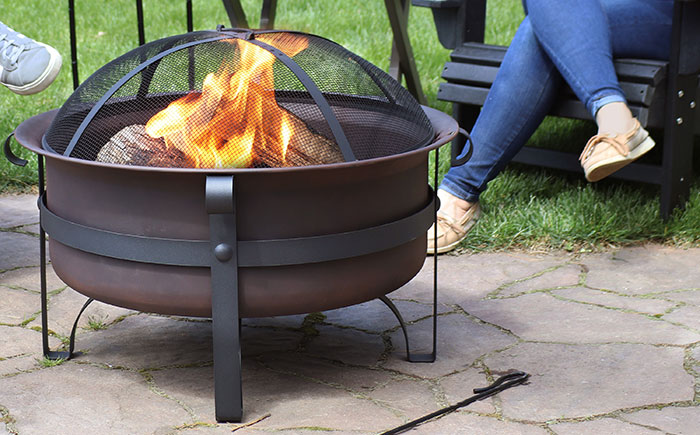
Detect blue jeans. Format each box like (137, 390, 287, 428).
(441, 0, 673, 203)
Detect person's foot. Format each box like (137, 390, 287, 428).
(579, 118, 655, 182)
(427, 190, 480, 255)
(0, 23, 62, 95)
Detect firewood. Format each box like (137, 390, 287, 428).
(97, 124, 192, 168)
(254, 113, 345, 167)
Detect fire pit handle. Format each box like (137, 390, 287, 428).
(450, 127, 474, 167)
(3, 132, 28, 167)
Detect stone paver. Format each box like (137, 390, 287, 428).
(466, 291, 700, 344)
(0, 195, 39, 228)
(2, 194, 699, 433)
(619, 406, 700, 434)
(26, 287, 136, 334)
(663, 304, 700, 331)
(483, 342, 694, 421)
(0, 364, 192, 434)
(0, 232, 38, 271)
(551, 418, 660, 434)
(583, 247, 700, 294)
(552, 287, 678, 315)
(0, 287, 37, 325)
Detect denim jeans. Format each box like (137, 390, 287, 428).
(440, 0, 673, 203)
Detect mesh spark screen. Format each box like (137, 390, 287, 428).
(44, 29, 434, 169)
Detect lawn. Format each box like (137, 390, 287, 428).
(1, 0, 699, 251)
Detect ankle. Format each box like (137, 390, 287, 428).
(596, 102, 636, 136)
(437, 189, 476, 218)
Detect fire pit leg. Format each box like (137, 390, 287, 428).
(206, 175, 243, 423)
(37, 155, 93, 361)
(377, 147, 440, 364)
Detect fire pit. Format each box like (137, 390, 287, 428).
(6, 28, 458, 422)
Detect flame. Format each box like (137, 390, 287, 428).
(145, 37, 309, 168)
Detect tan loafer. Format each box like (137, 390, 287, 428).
(580, 118, 655, 182)
(427, 202, 480, 255)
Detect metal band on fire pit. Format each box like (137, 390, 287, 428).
(39, 191, 435, 267)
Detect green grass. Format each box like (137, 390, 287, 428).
(1, 0, 699, 251)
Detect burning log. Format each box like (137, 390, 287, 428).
(255, 116, 344, 167)
(96, 124, 192, 167)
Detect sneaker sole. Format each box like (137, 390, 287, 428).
(585, 135, 656, 182)
(427, 208, 480, 255)
(4, 44, 62, 95)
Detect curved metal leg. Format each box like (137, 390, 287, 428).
(379, 143, 440, 363)
(379, 295, 436, 363)
(39, 155, 93, 361)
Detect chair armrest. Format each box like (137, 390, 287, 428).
(412, 0, 486, 49)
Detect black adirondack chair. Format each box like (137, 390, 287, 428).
(415, 0, 700, 218)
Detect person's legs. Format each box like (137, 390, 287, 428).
(440, 16, 561, 203)
(524, 0, 672, 180)
(0, 20, 62, 95)
(430, 16, 562, 253)
(525, 0, 672, 122)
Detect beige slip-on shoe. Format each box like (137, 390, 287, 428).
(580, 118, 655, 182)
(427, 202, 480, 255)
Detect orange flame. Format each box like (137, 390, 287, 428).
(145, 37, 309, 168)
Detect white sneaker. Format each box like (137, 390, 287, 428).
(0, 22, 62, 95)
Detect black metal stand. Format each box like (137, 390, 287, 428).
(38, 155, 94, 361)
(206, 176, 243, 422)
(31, 166, 439, 422)
(379, 142, 440, 363)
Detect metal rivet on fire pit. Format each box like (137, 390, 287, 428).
(214, 243, 234, 262)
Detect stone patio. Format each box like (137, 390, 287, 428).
(1, 193, 698, 434)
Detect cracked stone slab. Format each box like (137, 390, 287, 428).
(483, 342, 693, 421)
(495, 264, 583, 298)
(76, 314, 215, 369)
(619, 406, 700, 434)
(662, 290, 700, 306)
(384, 313, 519, 378)
(179, 428, 366, 434)
(321, 298, 450, 333)
(305, 325, 385, 367)
(439, 368, 497, 414)
(392, 253, 568, 305)
(16, 224, 40, 235)
(0, 194, 38, 228)
(0, 363, 192, 434)
(257, 352, 391, 393)
(662, 305, 700, 331)
(0, 354, 40, 378)
(304, 325, 386, 367)
(550, 418, 660, 434)
(410, 412, 550, 434)
(692, 345, 700, 362)
(26, 287, 136, 334)
(241, 313, 306, 329)
(241, 326, 308, 357)
(466, 292, 700, 344)
(0, 287, 37, 325)
(78, 314, 304, 370)
(0, 325, 59, 359)
(0, 265, 65, 292)
(583, 246, 700, 294)
(368, 378, 441, 420)
(0, 232, 39, 271)
(150, 363, 402, 430)
(552, 287, 677, 315)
